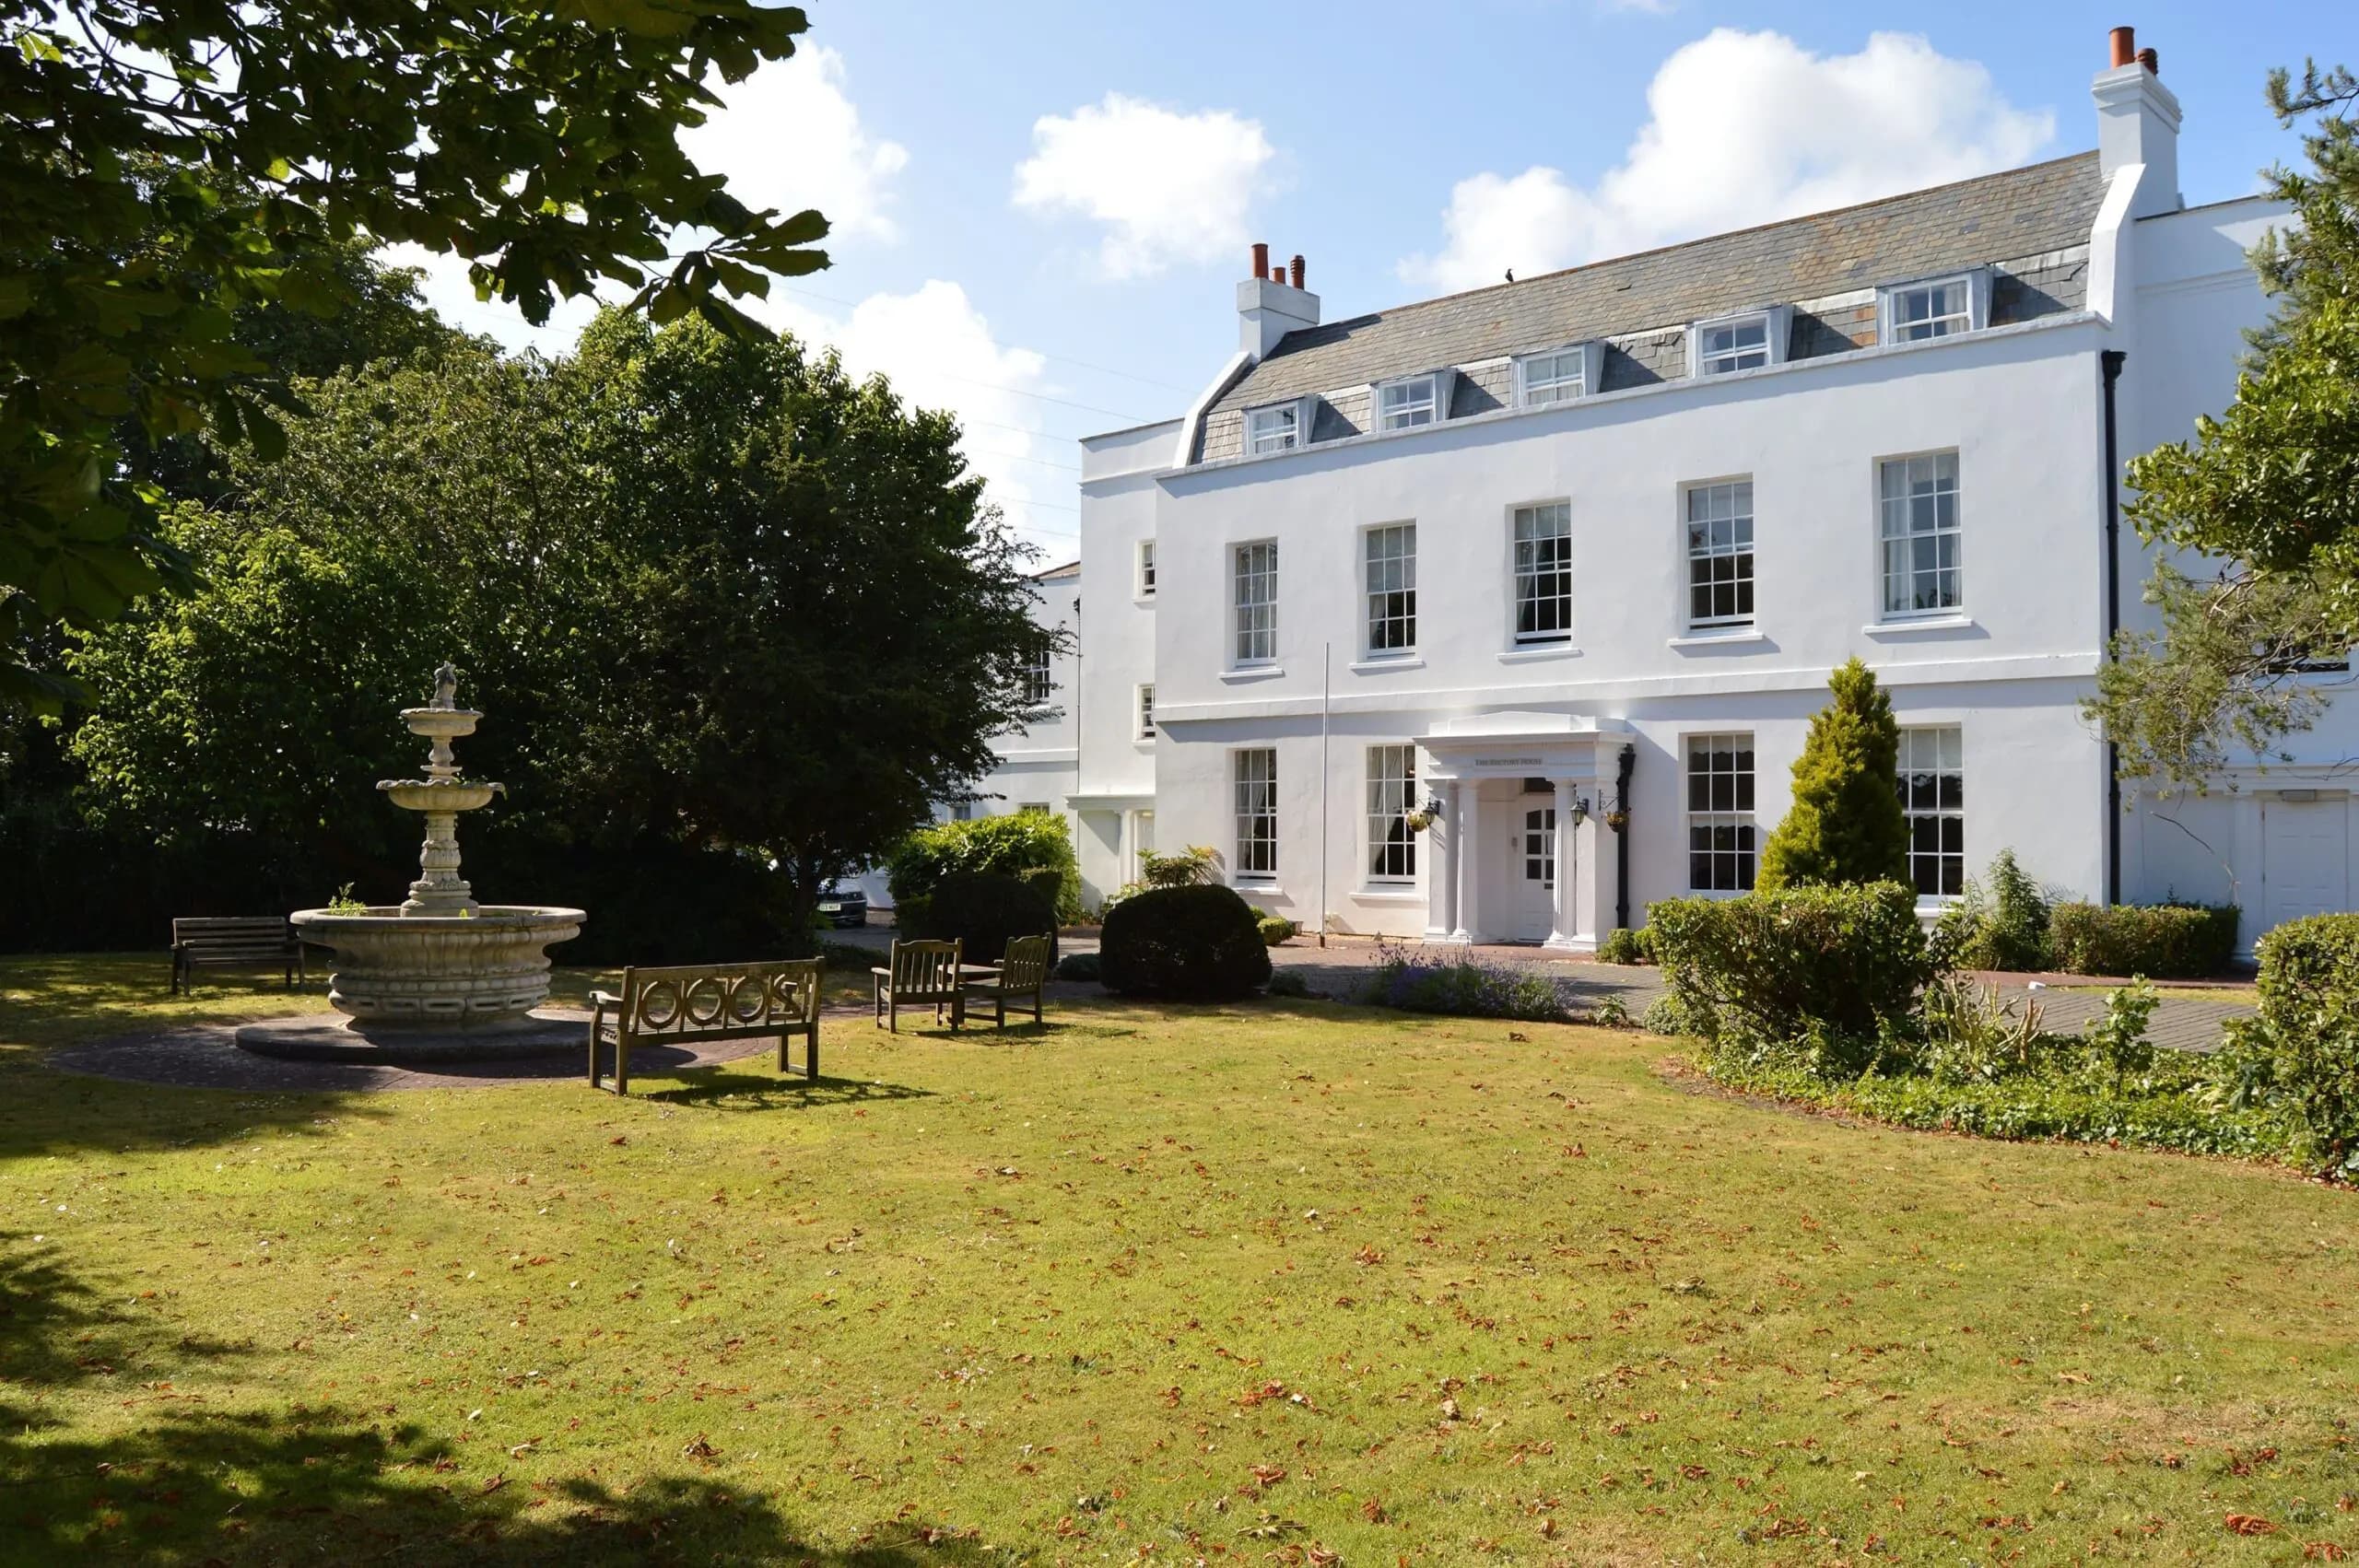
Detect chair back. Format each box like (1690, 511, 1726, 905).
(888, 938, 962, 998)
(999, 933, 1053, 991)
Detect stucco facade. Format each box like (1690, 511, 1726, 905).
(978, 39, 2348, 953)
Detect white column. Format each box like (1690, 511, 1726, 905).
(1424, 778, 1458, 941)
(1453, 783, 1480, 942)
(1545, 778, 1579, 950)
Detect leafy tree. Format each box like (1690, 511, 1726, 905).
(2089, 59, 2359, 782)
(1756, 658, 1909, 893)
(68, 310, 1056, 941)
(554, 311, 1056, 930)
(2, 0, 829, 709)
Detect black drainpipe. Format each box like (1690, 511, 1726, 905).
(2101, 349, 2127, 907)
(1613, 743, 1636, 931)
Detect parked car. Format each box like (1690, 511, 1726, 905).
(816, 884, 869, 929)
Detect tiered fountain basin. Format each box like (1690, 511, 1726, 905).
(239, 905, 587, 1061)
(234, 669, 590, 1064)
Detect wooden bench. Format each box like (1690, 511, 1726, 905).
(170, 917, 305, 995)
(872, 938, 963, 1032)
(588, 959, 822, 1095)
(961, 933, 1053, 1029)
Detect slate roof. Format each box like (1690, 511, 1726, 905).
(1212, 152, 2106, 415)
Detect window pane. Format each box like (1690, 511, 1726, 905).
(1686, 733, 1757, 891)
(1684, 481, 1755, 627)
(1894, 726, 1964, 898)
(1511, 503, 1572, 643)
(1235, 749, 1278, 876)
(1365, 744, 1418, 881)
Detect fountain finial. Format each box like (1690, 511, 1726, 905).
(431, 661, 459, 710)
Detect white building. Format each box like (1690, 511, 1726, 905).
(1009, 29, 2349, 952)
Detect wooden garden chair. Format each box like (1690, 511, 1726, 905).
(961, 933, 1052, 1030)
(872, 938, 963, 1032)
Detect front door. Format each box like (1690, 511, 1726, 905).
(1513, 807, 1556, 942)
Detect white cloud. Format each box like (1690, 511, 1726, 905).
(753, 282, 1073, 560)
(1012, 93, 1276, 278)
(685, 45, 908, 244)
(1400, 29, 2055, 292)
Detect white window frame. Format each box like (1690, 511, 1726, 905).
(1135, 538, 1156, 598)
(1877, 270, 1989, 345)
(1682, 478, 1755, 632)
(1232, 539, 1279, 666)
(1362, 521, 1417, 657)
(1688, 307, 1790, 378)
(1365, 743, 1419, 884)
(1896, 726, 1965, 901)
(1877, 451, 1963, 619)
(1245, 402, 1301, 455)
(1684, 731, 1757, 895)
(1375, 373, 1440, 432)
(1233, 747, 1278, 882)
(1513, 342, 1602, 408)
(1135, 683, 1156, 742)
(1509, 501, 1573, 646)
(1020, 648, 1054, 710)
(1018, 802, 1051, 815)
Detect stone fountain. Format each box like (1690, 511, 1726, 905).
(237, 665, 587, 1061)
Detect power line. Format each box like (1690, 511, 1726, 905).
(965, 447, 1080, 474)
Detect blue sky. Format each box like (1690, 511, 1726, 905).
(407, 2, 2344, 557)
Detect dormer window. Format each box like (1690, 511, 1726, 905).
(1376, 374, 1439, 431)
(1690, 310, 1788, 376)
(1879, 271, 1989, 344)
(1245, 402, 1299, 455)
(1514, 343, 1602, 408)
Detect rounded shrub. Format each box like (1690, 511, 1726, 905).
(1598, 927, 1652, 965)
(1098, 884, 1273, 1001)
(1055, 951, 1102, 984)
(1257, 915, 1298, 947)
(906, 872, 1058, 965)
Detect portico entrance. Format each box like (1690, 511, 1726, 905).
(1417, 712, 1630, 951)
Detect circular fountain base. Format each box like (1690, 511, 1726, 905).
(282, 904, 587, 1059)
(235, 1010, 590, 1063)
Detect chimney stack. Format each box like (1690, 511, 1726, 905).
(1236, 239, 1320, 358)
(2093, 23, 2181, 217)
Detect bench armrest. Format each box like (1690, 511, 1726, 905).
(589, 990, 624, 1008)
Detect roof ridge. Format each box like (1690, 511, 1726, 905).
(1291, 149, 2100, 348)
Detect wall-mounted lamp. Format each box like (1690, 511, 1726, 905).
(1569, 795, 1592, 827)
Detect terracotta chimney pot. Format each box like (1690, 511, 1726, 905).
(2108, 25, 2134, 67)
(1250, 241, 1269, 280)
(2138, 46, 2158, 75)
(1289, 254, 1306, 288)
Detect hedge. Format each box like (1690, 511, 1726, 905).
(2242, 912, 2359, 1177)
(2047, 901, 2240, 978)
(1098, 884, 1271, 1001)
(902, 871, 1058, 966)
(886, 813, 1083, 926)
(1648, 881, 1930, 1069)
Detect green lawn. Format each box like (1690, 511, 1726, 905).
(1, 956, 2353, 1564)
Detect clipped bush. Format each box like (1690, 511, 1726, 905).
(1054, 951, 1102, 983)
(1649, 881, 1931, 1071)
(904, 871, 1058, 965)
(1266, 970, 1310, 999)
(1641, 993, 1713, 1037)
(2242, 912, 2359, 1177)
(2047, 900, 2240, 979)
(1597, 927, 1653, 965)
(1755, 659, 1910, 893)
(1257, 915, 1298, 947)
(1098, 884, 1272, 1001)
(886, 813, 1083, 926)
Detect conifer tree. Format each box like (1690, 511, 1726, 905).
(1755, 659, 1910, 892)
